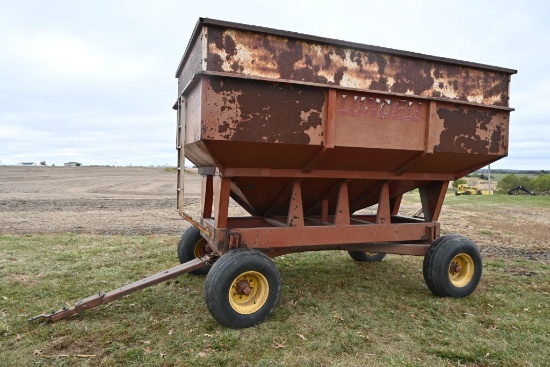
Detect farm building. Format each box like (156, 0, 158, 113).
(17, 162, 37, 166)
(64, 162, 82, 167)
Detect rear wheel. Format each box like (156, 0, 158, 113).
(177, 226, 211, 275)
(423, 235, 482, 297)
(348, 251, 386, 262)
(205, 249, 281, 328)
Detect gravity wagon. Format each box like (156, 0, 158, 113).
(32, 18, 516, 328)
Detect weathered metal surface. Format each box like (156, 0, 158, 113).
(201, 76, 326, 145)
(206, 26, 511, 107)
(198, 176, 441, 257)
(176, 19, 516, 109)
(201, 217, 437, 252)
(177, 26, 206, 94)
(175, 18, 515, 232)
(432, 104, 509, 155)
(334, 90, 428, 150)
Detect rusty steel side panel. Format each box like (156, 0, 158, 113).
(334, 90, 428, 150)
(177, 27, 206, 95)
(201, 76, 326, 145)
(181, 82, 219, 167)
(430, 103, 509, 155)
(204, 26, 511, 108)
(184, 80, 203, 145)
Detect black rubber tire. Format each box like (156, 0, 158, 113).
(204, 249, 281, 328)
(422, 234, 463, 293)
(423, 234, 482, 297)
(465, 191, 472, 195)
(348, 251, 386, 262)
(177, 226, 211, 275)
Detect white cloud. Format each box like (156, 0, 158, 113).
(0, 31, 162, 84)
(0, 0, 549, 170)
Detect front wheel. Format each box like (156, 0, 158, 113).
(204, 249, 281, 328)
(177, 226, 211, 275)
(423, 235, 482, 297)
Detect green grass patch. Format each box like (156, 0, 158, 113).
(399, 191, 550, 213)
(1, 234, 548, 366)
(435, 193, 550, 211)
(480, 229, 494, 235)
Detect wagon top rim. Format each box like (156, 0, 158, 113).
(175, 17, 518, 78)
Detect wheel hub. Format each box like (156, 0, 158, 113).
(228, 271, 269, 315)
(235, 280, 252, 295)
(449, 253, 475, 287)
(193, 238, 208, 258)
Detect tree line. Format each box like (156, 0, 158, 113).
(496, 174, 550, 194)
(452, 173, 550, 195)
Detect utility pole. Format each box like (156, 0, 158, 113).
(488, 164, 491, 195)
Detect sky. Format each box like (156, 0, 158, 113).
(0, 0, 549, 169)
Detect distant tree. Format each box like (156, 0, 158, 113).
(497, 174, 534, 193)
(452, 178, 468, 188)
(533, 174, 550, 193)
(479, 174, 488, 180)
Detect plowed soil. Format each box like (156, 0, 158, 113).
(1, 166, 547, 262)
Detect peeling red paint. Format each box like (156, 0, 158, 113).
(201, 26, 512, 107)
(176, 19, 514, 220)
(202, 76, 326, 145)
(434, 107, 507, 154)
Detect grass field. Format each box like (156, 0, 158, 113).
(443, 193, 550, 209)
(1, 232, 549, 367)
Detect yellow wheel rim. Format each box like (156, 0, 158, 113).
(228, 271, 269, 314)
(449, 253, 475, 287)
(193, 238, 207, 258)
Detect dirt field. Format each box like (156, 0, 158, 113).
(1, 166, 548, 262)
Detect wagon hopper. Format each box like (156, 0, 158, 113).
(32, 18, 516, 328)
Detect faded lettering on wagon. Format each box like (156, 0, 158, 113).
(337, 94, 425, 122)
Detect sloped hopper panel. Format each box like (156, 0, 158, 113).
(176, 18, 516, 216)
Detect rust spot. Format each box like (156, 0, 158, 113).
(452, 80, 459, 91)
(333, 67, 347, 85)
(224, 34, 237, 58)
(209, 54, 224, 72)
(350, 50, 363, 69)
(334, 48, 346, 60)
(483, 77, 508, 106)
(218, 121, 231, 134)
(323, 52, 332, 70)
(370, 53, 387, 75)
(369, 77, 389, 91)
(203, 26, 512, 107)
(490, 124, 505, 153)
(275, 39, 304, 79)
(207, 77, 325, 145)
(433, 67, 443, 79)
(391, 60, 434, 95)
(434, 107, 499, 154)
